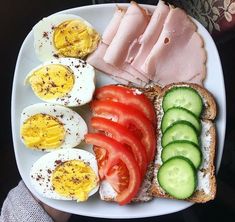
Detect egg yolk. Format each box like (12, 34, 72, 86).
(53, 19, 100, 58)
(20, 114, 65, 149)
(52, 160, 98, 201)
(28, 64, 74, 100)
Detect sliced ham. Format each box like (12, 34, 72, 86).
(143, 7, 206, 85)
(87, 2, 206, 87)
(103, 1, 150, 67)
(86, 43, 146, 86)
(111, 76, 129, 85)
(131, 0, 170, 78)
(122, 63, 149, 83)
(102, 7, 126, 45)
(87, 3, 149, 86)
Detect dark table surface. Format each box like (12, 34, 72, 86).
(1, 0, 235, 221)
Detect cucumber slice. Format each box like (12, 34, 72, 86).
(161, 107, 201, 134)
(161, 121, 199, 147)
(157, 156, 197, 199)
(161, 141, 202, 169)
(162, 87, 203, 117)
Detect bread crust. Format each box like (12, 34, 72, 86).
(160, 82, 217, 120)
(150, 83, 217, 203)
(98, 83, 217, 204)
(151, 120, 216, 202)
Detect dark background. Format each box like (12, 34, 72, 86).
(1, 0, 235, 221)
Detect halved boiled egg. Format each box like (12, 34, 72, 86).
(20, 103, 87, 151)
(33, 13, 100, 61)
(25, 58, 95, 107)
(30, 149, 99, 202)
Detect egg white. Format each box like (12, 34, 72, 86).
(33, 13, 96, 62)
(30, 148, 99, 201)
(25, 58, 95, 107)
(20, 103, 87, 150)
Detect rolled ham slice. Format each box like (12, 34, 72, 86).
(143, 7, 206, 85)
(131, 0, 170, 78)
(87, 43, 146, 86)
(103, 1, 150, 67)
(87, 3, 149, 86)
(87, 1, 206, 87)
(102, 7, 126, 45)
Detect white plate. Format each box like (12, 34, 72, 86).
(11, 3, 226, 219)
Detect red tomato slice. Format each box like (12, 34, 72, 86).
(85, 133, 141, 205)
(95, 85, 156, 126)
(91, 100, 156, 163)
(106, 160, 129, 193)
(93, 146, 129, 193)
(91, 117, 147, 178)
(93, 146, 107, 180)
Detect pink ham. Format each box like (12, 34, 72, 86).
(102, 5, 149, 83)
(111, 76, 129, 85)
(87, 2, 206, 87)
(86, 43, 146, 86)
(102, 7, 126, 45)
(131, 0, 170, 78)
(103, 1, 150, 68)
(143, 7, 206, 85)
(122, 63, 149, 83)
(87, 3, 149, 86)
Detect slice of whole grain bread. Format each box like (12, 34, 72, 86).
(98, 83, 217, 203)
(150, 82, 217, 203)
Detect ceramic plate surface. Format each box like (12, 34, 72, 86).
(11, 3, 226, 218)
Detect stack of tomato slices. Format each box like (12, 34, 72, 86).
(85, 85, 156, 205)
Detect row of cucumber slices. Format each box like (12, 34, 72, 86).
(157, 87, 203, 199)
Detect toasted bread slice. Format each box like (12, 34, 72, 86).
(151, 82, 217, 203)
(98, 83, 217, 203)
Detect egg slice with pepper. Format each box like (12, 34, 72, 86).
(20, 103, 87, 151)
(33, 13, 100, 62)
(24, 58, 95, 107)
(30, 148, 99, 201)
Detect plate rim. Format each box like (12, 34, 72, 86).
(11, 3, 226, 219)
